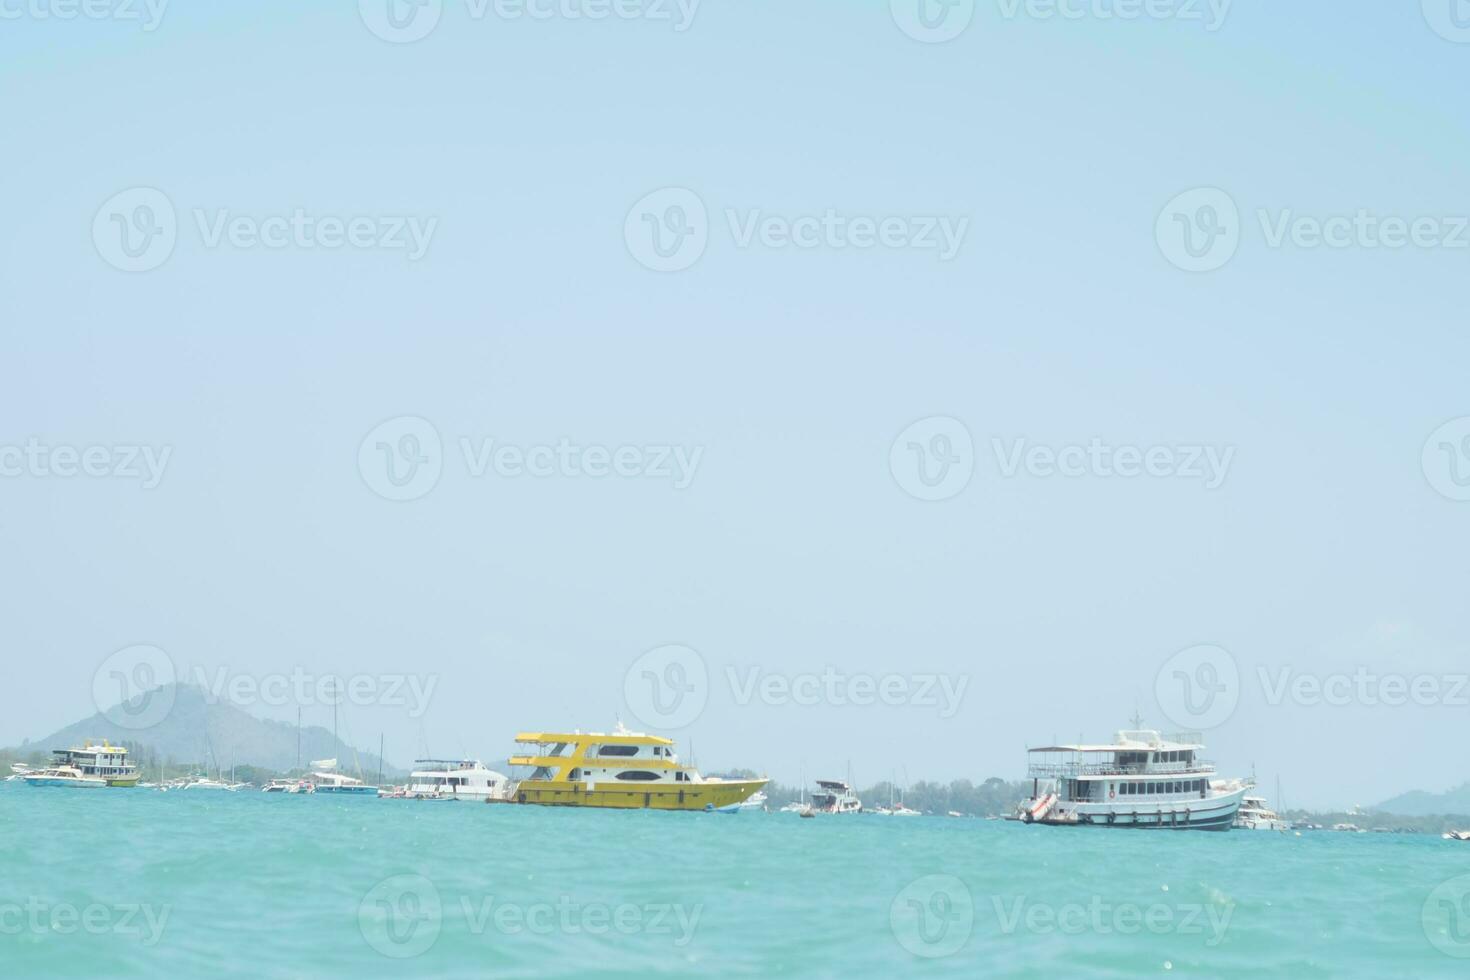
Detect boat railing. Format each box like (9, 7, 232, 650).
(1027, 760, 1216, 778)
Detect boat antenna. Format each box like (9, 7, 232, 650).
(1129, 708, 1144, 730)
(377, 734, 384, 788)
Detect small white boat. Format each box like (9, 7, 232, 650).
(262, 779, 314, 794)
(1442, 830, 1470, 841)
(311, 771, 379, 796)
(25, 766, 106, 789)
(1234, 795, 1289, 831)
(810, 780, 863, 814)
(182, 777, 237, 791)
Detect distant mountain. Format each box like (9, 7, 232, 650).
(1375, 784, 1470, 817)
(12, 683, 404, 779)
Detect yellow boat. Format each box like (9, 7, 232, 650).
(507, 724, 767, 811)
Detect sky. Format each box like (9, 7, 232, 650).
(2, 1, 1468, 810)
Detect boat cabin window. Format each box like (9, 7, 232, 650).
(598, 745, 640, 757)
(615, 770, 660, 781)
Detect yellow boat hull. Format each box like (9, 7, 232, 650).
(512, 779, 767, 811)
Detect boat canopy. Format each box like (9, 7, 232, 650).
(514, 731, 673, 746)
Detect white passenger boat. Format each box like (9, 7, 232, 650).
(1234, 795, 1288, 831)
(29, 741, 140, 787)
(1021, 730, 1247, 831)
(405, 760, 511, 800)
(182, 777, 237, 791)
(262, 779, 314, 794)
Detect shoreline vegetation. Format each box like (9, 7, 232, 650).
(8, 741, 1469, 833)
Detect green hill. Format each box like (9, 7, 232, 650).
(1375, 784, 1470, 817)
(9, 683, 404, 780)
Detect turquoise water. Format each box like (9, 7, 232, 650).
(3, 784, 1469, 978)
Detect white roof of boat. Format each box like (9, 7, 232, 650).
(1029, 731, 1204, 753)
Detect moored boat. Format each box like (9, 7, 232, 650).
(1020, 729, 1247, 831)
(29, 741, 139, 788)
(405, 759, 511, 801)
(809, 779, 862, 814)
(24, 765, 106, 789)
(1234, 794, 1289, 831)
(507, 723, 766, 811)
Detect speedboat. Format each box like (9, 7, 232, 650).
(25, 766, 106, 788)
(1020, 729, 1247, 831)
(262, 779, 314, 794)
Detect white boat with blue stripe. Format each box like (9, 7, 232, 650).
(1021, 730, 1246, 831)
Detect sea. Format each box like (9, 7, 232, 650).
(2, 783, 1468, 978)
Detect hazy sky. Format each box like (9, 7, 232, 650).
(3, 2, 1468, 810)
